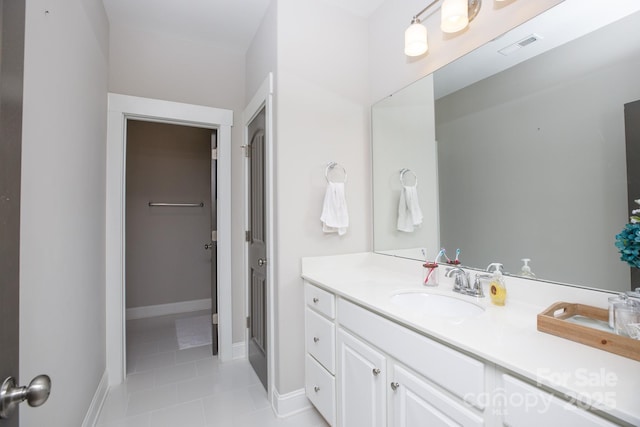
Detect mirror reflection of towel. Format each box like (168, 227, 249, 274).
(397, 185, 423, 232)
(321, 182, 349, 236)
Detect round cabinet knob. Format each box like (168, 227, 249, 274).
(204, 243, 212, 250)
(390, 382, 400, 391)
(314, 386, 320, 392)
(312, 297, 319, 303)
(313, 337, 320, 343)
(258, 258, 267, 267)
(372, 368, 381, 376)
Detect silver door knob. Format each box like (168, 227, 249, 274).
(390, 382, 400, 391)
(204, 243, 213, 250)
(0, 375, 51, 419)
(258, 258, 267, 266)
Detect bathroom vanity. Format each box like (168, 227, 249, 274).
(301, 253, 640, 426)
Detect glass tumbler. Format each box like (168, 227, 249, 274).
(613, 299, 640, 339)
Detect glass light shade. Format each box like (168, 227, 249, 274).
(441, 0, 469, 33)
(404, 22, 428, 56)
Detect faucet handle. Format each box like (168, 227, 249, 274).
(473, 274, 485, 298)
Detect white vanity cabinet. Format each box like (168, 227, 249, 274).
(304, 283, 336, 425)
(336, 296, 486, 427)
(303, 281, 623, 427)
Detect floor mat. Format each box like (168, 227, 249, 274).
(175, 314, 212, 350)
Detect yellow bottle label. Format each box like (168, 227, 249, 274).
(490, 282, 506, 306)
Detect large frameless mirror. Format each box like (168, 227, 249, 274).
(372, 2, 640, 293)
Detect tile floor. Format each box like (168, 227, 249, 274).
(96, 311, 328, 427)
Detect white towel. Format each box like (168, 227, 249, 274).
(397, 185, 423, 232)
(320, 182, 349, 236)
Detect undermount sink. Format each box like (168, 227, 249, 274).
(390, 292, 484, 318)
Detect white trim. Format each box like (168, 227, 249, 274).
(232, 341, 247, 359)
(242, 73, 276, 402)
(82, 371, 109, 427)
(271, 388, 312, 418)
(125, 299, 212, 320)
(106, 93, 234, 385)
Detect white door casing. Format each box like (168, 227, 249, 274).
(242, 74, 275, 405)
(105, 93, 233, 385)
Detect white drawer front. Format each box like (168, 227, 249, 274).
(338, 298, 485, 408)
(502, 375, 618, 427)
(305, 282, 336, 319)
(305, 307, 336, 374)
(306, 354, 336, 426)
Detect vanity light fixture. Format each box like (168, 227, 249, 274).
(404, 0, 482, 57)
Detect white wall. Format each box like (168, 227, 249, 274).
(274, 0, 371, 394)
(20, 0, 109, 425)
(108, 25, 247, 343)
(368, 0, 565, 103)
(245, 1, 277, 104)
(263, 0, 567, 398)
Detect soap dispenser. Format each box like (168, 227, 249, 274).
(487, 263, 507, 306)
(520, 258, 536, 278)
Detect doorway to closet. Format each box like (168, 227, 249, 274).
(106, 93, 233, 385)
(124, 120, 218, 374)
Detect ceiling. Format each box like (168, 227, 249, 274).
(102, 0, 386, 52)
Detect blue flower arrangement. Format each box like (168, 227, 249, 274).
(615, 199, 640, 268)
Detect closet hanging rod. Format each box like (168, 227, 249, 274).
(148, 202, 204, 207)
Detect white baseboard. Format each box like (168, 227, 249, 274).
(126, 298, 211, 320)
(82, 370, 109, 427)
(272, 388, 311, 418)
(232, 341, 246, 359)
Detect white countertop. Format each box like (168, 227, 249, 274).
(301, 252, 640, 426)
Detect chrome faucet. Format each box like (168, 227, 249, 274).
(445, 268, 485, 298)
(445, 267, 469, 291)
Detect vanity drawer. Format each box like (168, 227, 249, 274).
(502, 374, 618, 427)
(306, 354, 336, 426)
(338, 298, 485, 408)
(305, 282, 336, 319)
(305, 307, 336, 373)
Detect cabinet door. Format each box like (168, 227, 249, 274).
(390, 363, 484, 427)
(337, 329, 387, 427)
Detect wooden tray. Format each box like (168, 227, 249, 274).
(537, 302, 640, 362)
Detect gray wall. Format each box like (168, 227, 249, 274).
(20, 0, 109, 424)
(126, 120, 212, 308)
(435, 14, 640, 291)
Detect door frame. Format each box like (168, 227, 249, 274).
(105, 93, 233, 385)
(243, 74, 275, 402)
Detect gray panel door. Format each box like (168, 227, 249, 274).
(210, 131, 218, 355)
(247, 108, 267, 389)
(624, 99, 640, 290)
(0, 0, 25, 425)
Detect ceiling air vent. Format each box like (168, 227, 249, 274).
(498, 33, 543, 56)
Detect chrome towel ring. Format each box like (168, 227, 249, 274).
(325, 162, 347, 183)
(400, 168, 418, 187)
